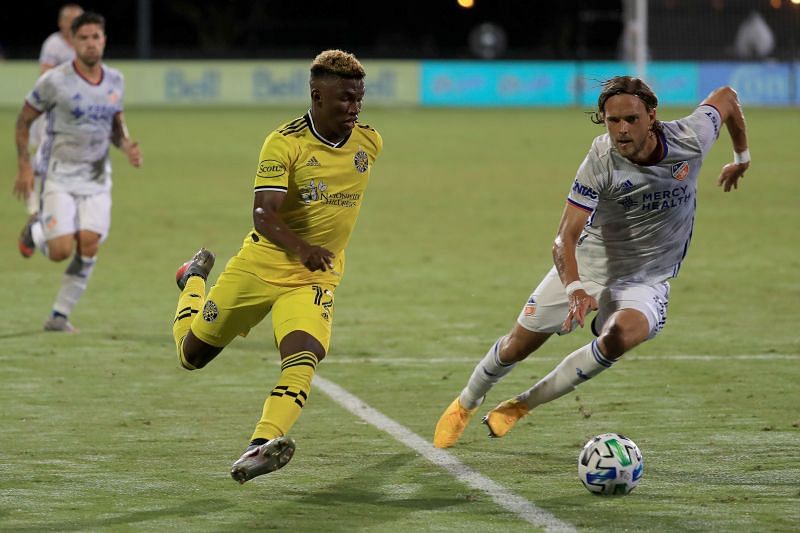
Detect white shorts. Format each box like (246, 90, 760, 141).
(40, 189, 112, 242)
(517, 267, 670, 339)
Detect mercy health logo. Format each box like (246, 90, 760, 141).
(640, 185, 692, 212)
(299, 179, 362, 208)
(572, 179, 598, 200)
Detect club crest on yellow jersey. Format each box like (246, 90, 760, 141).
(354, 148, 369, 173)
(203, 300, 219, 322)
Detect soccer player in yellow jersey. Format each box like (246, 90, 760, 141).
(170, 49, 382, 484)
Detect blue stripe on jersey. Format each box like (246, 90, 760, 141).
(567, 197, 594, 213)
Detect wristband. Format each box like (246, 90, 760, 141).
(734, 149, 750, 165)
(565, 280, 584, 296)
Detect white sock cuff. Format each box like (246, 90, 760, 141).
(31, 221, 48, 255)
(591, 339, 614, 368)
(492, 339, 514, 368)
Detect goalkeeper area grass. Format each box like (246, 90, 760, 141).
(0, 106, 798, 531)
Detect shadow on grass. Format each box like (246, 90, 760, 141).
(229, 453, 477, 530)
(11, 498, 230, 531)
(0, 330, 43, 340)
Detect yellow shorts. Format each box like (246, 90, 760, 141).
(190, 263, 335, 352)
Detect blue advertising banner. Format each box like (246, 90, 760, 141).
(421, 62, 576, 106)
(699, 63, 792, 106)
(576, 62, 699, 106)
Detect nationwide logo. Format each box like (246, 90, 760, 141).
(299, 179, 362, 207)
(306, 156, 321, 167)
(671, 161, 689, 181)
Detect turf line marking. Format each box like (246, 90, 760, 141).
(326, 354, 798, 365)
(314, 375, 576, 533)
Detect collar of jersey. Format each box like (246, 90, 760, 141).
(305, 111, 351, 148)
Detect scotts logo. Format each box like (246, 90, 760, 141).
(257, 159, 286, 178)
(671, 161, 689, 181)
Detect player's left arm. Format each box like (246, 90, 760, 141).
(701, 86, 749, 192)
(111, 112, 142, 168)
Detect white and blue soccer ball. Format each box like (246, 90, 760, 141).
(578, 432, 643, 495)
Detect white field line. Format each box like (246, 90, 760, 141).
(314, 375, 576, 533)
(325, 354, 799, 365)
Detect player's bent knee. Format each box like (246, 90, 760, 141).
(598, 314, 649, 359)
(181, 332, 224, 370)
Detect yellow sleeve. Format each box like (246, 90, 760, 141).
(358, 125, 383, 163)
(253, 131, 297, 193)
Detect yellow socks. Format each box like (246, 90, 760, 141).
(251, 351, 318, 441)
(172, 276, 205, 370)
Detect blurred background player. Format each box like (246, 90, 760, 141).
(171, 49, 382, 483)
(25, 4, 84, 218)
(434, 76, 750, 448)
(14, 11, 143, 332)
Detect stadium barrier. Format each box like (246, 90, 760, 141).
(0, 60, 796, 107)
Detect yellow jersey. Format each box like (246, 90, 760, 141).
(231, 111, 382, 286)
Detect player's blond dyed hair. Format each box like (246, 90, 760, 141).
(310, 50, 365, 80)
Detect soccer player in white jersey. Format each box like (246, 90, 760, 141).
(13, 11, 143, 333)
(25, 4, 84, 217)
(40, 4, 83, 71)
(434, 76, 750, 448)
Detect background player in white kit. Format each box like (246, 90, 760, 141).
(25, 4, 84, 217)
(434, 76, 750, 448)
(13, 11, 142, 333)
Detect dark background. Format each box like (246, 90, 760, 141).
(2, 0, 798, 61)
(1, 0, 623, 59)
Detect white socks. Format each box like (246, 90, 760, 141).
(30, 220, 49, 256)
(459, 338, 516, 409)
(517, 339, 614, 410)
(52, 255, 96, 317)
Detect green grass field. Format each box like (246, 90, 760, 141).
(1, 105, 798, 532)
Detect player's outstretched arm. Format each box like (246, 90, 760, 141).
(253, 190, 336, 273)
(553, 202, 598, 331)
(701, 86, 749, 192)
(13, 104, 42, 201)
(111, 112, 142, 168)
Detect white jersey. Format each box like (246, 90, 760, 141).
(26, 62, 125, 195)
(39, 32, 75, 67)
(567, 105, 722, 285)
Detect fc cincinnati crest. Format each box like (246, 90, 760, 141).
(354, 149, 369, 173)
(671, 161, 689, 181)
(202, 300, 218, 322)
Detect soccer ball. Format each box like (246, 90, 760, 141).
(578, 433, 643, 495)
